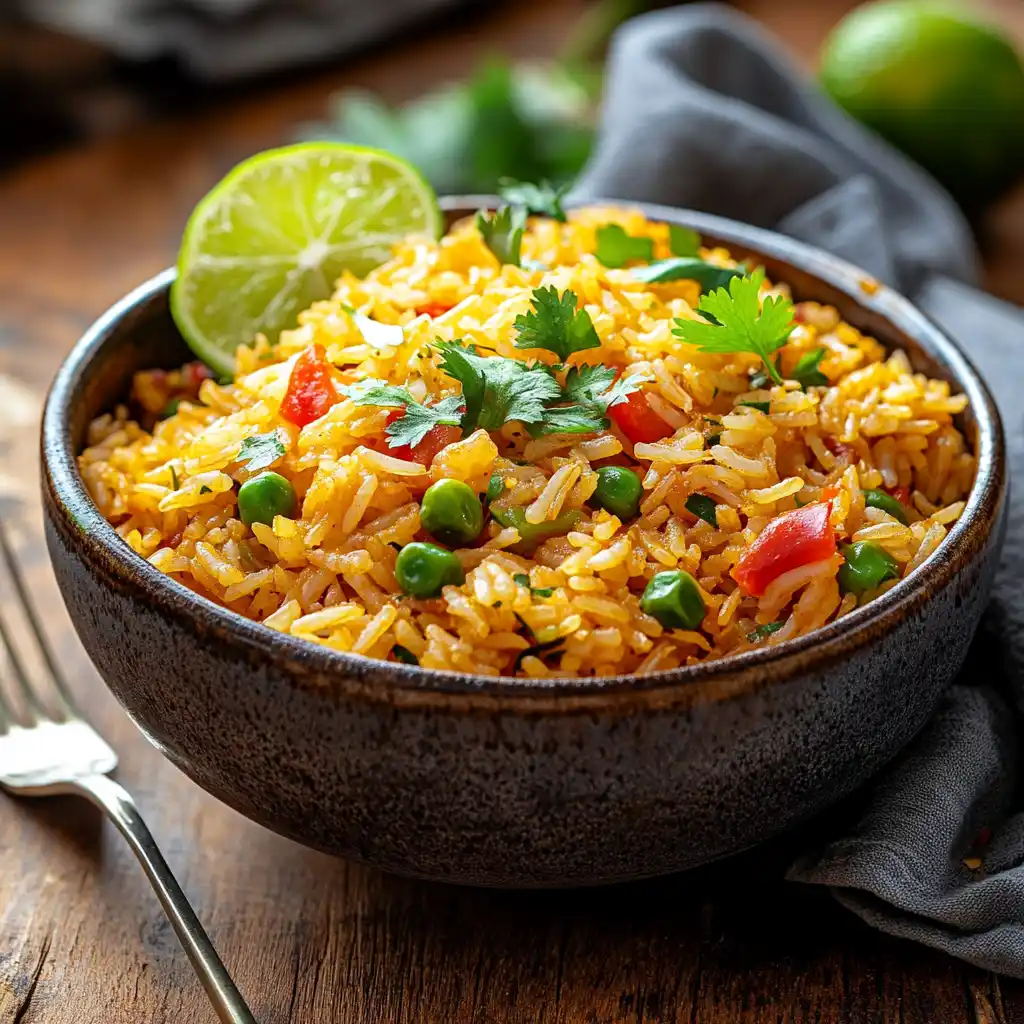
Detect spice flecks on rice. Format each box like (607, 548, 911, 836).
(80, 207, 974, 677)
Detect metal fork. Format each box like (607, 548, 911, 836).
(0, 522, 257, 1024)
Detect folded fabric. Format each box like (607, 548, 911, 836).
(575, 3, 1024, 976)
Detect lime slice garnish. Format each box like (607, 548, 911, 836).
(171, 143, 442, 376)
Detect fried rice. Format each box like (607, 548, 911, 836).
(79, 207, 975, 678)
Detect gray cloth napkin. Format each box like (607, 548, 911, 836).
(575, 3, 1024, 978)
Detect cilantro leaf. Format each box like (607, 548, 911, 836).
(476, 205, 527, 266)
(790, 348, 829, 389)
(385, 396, 465, 449)
(513, 286, 600, 361)
(737, 401, 771, 413)
(528, 404, 608, 436)
(238, 430, 286, 472)
(594, 224, 654, 268)
(498, 178, 568, 221)
(747, 621, 785, 643)
(560, 363, 617, 404)
(512, 573, 555, 598)
(631, 258, 744, 294)
(392, 644, 419, 665)
(670, 269, 795, 385)
(685, 493, 718, 527)
(339, 379, 463, 448)
(669, 225, 701, 257)
(338, 379, 416, 407)
(530, 366, 648, 437)
(435, 341, 562, 433)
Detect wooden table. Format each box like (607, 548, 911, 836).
(1, 2, 1022, 1021)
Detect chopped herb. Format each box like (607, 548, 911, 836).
(435, 341, 562, 434)
(513, 286, 600, 361)
(169, 466, 180, 490)
(669, 225, 701, 257)
(594, 224, 655, 268)
(672, 269, 795, 385)
(789, 348, 829, 389)
(706, 433, 721, 446)
(216, 372, 234, 386)
(494, 601, 503, 608)
(476, 205, 527, 266)
(392, 644, 419, 665)
(794, 496, 808, 508)
(238, 430, 287, 472)
(199, 485, 212, 495)
(512, 572, 554, 598)
(498, 178, 568, 221)
(738, 401, 771, 414)
(513, 636, 566, 671)
(529, 364, 649, 438)
(161, 397, 182, 418)
(486, 473, 505, 501)
(685, 493, 718, 527)
(632, 258, 744, 294)
(339, 379, 464, 448)
(747, 621, 785, 643)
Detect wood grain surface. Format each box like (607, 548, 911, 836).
(1, 1, 1023, 1021)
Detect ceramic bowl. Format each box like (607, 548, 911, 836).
(41, 200, 1006, 887)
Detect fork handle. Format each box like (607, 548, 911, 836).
(72, 774, 258, 1024)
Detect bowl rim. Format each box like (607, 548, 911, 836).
(41, 198, 1006, 709)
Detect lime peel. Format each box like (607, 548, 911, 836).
(171, 143, 442, 376)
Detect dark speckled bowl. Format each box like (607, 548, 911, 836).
(41, 200, 1006, 887)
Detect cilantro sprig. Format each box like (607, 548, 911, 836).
(339, 380, 464, 449)
(476, 205, 528, 267)
(513, 286, 600, 361)
(498, 178, 568, 221)
(238, 430, 286, 472)
(434, 342, 562, 433)
(594, 224, 654, 268)
(671, 268, 796, 385)
(790, 348, 829, 389)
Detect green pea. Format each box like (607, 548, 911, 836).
(863, 488, 908, 525)
(486, 473, 505, 502)
(237, 471, 296, 527)
(591, 466, 643, 520)
(838, 542, 900, 595)
(419, 479, 484, 546)
(640, 570, 706, 630)
(490, 506, 581, 555)
(395, 542, 465, 598)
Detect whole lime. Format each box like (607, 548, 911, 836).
(820, 1, 1024, 205)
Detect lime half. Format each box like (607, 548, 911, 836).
(171, 143, 442, 375)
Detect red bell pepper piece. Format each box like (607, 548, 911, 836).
(888, 485, 912, 507)
(732, 502, 836, 597)
(608, 390, 672, 445)
(414, 302, 453, 318)
(280, 344, 338, 427)
(382, 409, 461, 467)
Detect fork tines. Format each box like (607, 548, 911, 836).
(0, 518, 77, 729)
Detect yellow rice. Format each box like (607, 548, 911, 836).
(79, 207, 975, 677)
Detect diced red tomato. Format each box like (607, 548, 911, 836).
(414, 302, 453, 318)
(824, 436, 856, 462)
(280, 344, 338, 427)
(609, 390, 672, 445)
(184, 361, 214, 389)
(732, 502, 836, 597)
(382, 409, 462, 467)
(888, 485, 912, 506)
